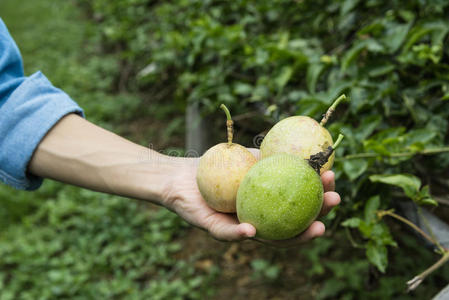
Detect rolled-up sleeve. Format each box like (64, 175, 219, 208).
(0, 18, 84, 190)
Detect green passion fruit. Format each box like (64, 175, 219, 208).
(236, 153, 323, 240)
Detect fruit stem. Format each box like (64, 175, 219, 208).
(220, 104, 232, 122)
(220, 104, 234, 145)
(332, 134, 344, 150)
(307, 132, 344, 174)
(320, 94, 347, 126)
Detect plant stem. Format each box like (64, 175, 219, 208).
(407, 251, 449, 292)
(378, 209, 449, 291)
(332, 134, 344, 150)
(320, 94, 347, 126)
(345, 227, 364, 249)
(220, 104, 234, 145)
(220, 104, 231, 121)
(376, 209, 444, 252)
(306, 132, 344, 174)
(337, 146, 449, 161)
(417, 207, 445, 253)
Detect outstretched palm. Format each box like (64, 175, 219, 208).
(164, 150, 340, 246)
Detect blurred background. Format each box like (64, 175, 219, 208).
(1, 0, 449, 299)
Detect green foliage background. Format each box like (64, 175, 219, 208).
(1, 0, 449, 299)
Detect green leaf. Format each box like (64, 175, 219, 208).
(343, 159, 369, 181)
(358, 21, 384, 36)
(364, 195, 380, 223)
(366, 242, 388, 273)
(416, 186, 438, 206)
(251, 259, 268, 271)
(381, 22, 411, 53)
(419, 198, 438, 206)
(368, 64, 395, 77)
(369, 174, 421, 199)
(317, 279, 346, 299)
(341, 217, 362, 228)
(355, 115, 382, 141)
(398, 10, 415, 22)
(359, 222, 373, 239)
(402, 22, 449, 52)
(250, 85, 269, 102)
(404, 129, 437, 147)
(265, 265, 281, 280)
(306, 63, 326, 93)
(233, 82, 253, 96)
(275, 66, 293, 90)
(340, 0, 360, 16)
(365, 38, 385, 53)
(341, 41, 367, 73)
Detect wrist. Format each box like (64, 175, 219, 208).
(106, 147, 180, 204)
(159, 155, 199, 208)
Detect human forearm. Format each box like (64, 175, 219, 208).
(29, 114, 177, 204)
(28, 114, 341, 243)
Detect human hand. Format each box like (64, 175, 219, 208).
(162, 149, 340, 245)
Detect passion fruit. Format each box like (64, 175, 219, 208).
(260, 95, 347, 174)
(196, 104, 257, 212)
(236, 153, 323, 240)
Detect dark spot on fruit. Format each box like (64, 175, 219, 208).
(307, 146, 334, 174)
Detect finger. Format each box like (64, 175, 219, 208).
(319, 191, 341, 217)
(204, 213, 256, 241)
(253, 221, 325, 247)
(321, 171, 335, 192)
(295, 221, 326, 243)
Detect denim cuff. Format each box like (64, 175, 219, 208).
(0, 71, 84, 190)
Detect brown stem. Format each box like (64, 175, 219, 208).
(338, 146, 449, 161)
(417, 207, 445, 253)
(220, 104, 234, 145)
(407, 251, 449, 292)
(376, 209, 443, 252)
(345, 227, 364, 249)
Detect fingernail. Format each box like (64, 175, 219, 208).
(246, 230, 256, 238)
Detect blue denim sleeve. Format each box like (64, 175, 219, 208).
(0, 18, 84, 190)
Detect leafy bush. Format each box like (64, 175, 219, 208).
(79, 0, 449, 277)
(0, 1, 215, 298)
(2, 0, 449, 297)
(0, 183, 217, 299)
(299, 233, 449, 299)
